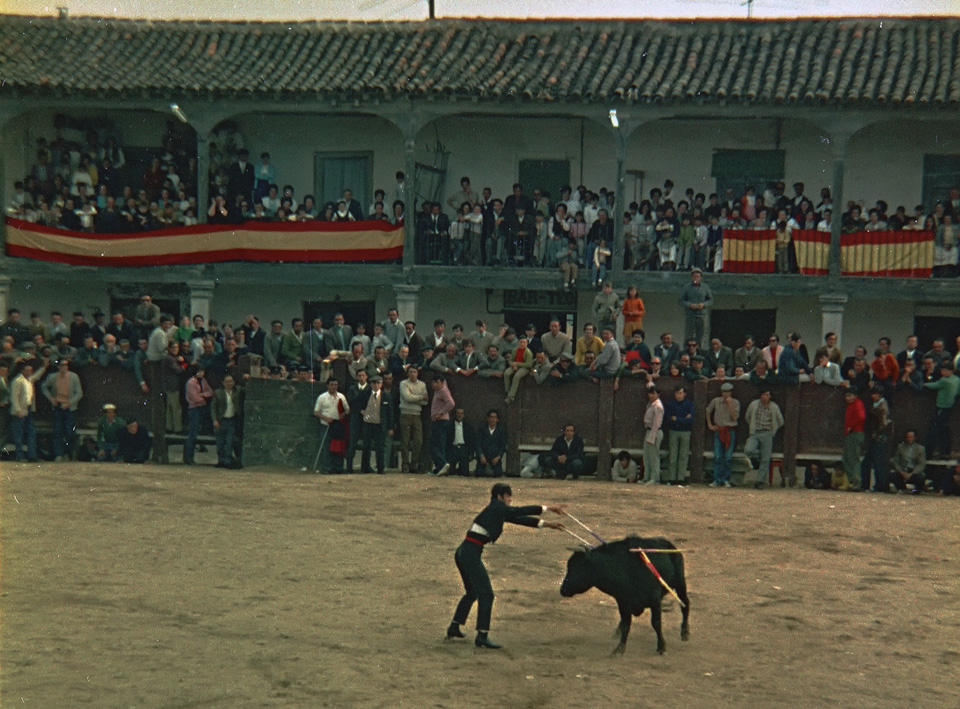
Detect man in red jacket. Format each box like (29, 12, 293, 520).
(843, 389, 866, 491)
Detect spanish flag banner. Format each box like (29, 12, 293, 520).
(840, 230, 933, 278)
(4, 218, 404, 266)
(722, 229, 775, 273)
(792, 229, 831, 276)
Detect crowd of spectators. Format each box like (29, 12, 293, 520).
(2, 292, 958, 495)
(7, 132, 959, 277)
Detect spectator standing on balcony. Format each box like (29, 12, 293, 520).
(485, 198, 506, 266)
(923, 362, 959, 460)
(587, 209, 614, 277)
(447, 176, 478, 212)
(592, 280, 620, 336)
(253, 153, 275, 203)
(706, 382, 740, 487)
(620, 285, 645, 342)
(933, 214, 958, 278)
(508, 204, 535, 267)
(774, 220, 791, 273)
(227, 149, 254, 204)
(450, 202, 472, 266)
(678, 267, 712, 348)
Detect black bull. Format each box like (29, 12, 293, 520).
(560, 536, 691, 655)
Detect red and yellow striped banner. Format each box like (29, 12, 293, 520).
(4, 217, 404, 266)
(792, 229, 830, 275)
(840, 230, 933, 278)
(722, 229, 775, 273)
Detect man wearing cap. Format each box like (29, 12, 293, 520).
(706, 382, 740, 487)
(678, 268, 713, 348)
(445, 483, 565, 649)
(743, 388, 784, 489)
(41, 359, 83, 462)
(97, 404, 127, 462)
(359, 375, 392, 474)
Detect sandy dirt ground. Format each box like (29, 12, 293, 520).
(1, 462, 959, 708)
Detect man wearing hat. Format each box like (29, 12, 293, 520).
(359, 375, 392, 474)
(706, 382, 740, 487)
(97, 404, 126, 462)
(678, 268, 713, 349)
(41, 359, 83, 462)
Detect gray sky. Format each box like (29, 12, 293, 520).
(1, 0, 957, 20)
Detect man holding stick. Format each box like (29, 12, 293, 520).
(446, 483, 565, 649)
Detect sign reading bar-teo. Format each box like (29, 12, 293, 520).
(4, 217, 404, 266)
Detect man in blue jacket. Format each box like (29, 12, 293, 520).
(446, 483, 565, 648)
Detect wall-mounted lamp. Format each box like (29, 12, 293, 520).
(170, 103, 189, 124)
(608, 109, 619, 128)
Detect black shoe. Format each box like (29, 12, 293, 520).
(446, 623, 466, 639)
(475, 633, 501, 649)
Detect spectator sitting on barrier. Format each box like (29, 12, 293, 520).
(804, 461, 831, 490)
(611, 450, 638, 483)
(456, 340, 480, 377)
(118, 418, 152, 464)
(477, 344, 505, 379)
(890, 430, 927, 494)
(624, 329, 652, 369)
(813, 348, 845, 386)
(549, 352, 581, 383)
(940, 462, 960, 496)
(590, 327, 620, 382)
(539, 423, 585, 480)
(530, 351, 553, 385)
(574, 323, 603, 365)
(504, 336, 534, 404)
(97, 403, 126, 461)
(432, 342, 461, 377)
(684, 355, 707, 382)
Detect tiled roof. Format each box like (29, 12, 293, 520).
(1, 16, 959, 106)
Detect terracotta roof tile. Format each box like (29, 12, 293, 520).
(1, 16, 958, 107)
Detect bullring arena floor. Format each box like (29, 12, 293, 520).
(1, 462, 957, 708)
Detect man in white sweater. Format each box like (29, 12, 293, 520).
(10, 363, 42, 462)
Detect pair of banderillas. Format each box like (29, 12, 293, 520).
(560, 512, 687, 608)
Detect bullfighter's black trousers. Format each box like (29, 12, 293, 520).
(452, 541, 495, 631)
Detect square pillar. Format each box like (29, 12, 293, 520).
(394, 284, 421, 327)
(186, 280, 216, 323)
(819, 294, 848, 349)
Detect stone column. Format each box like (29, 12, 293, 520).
(610, 131, 628, 285)
(186, 280, 215, 322)
(0, 274, 11, 323)
(403, 135, 417, 270)
(394, 284, 421, 327)
(828, 143, 846, 277)
(819, 293, 848, 349)
(196, 131, 210, 225)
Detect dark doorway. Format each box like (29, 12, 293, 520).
(913, 315, 960, 353)
(519, 159, 571, 206)
(303, 301, 376, 333)
(711, 308, 778, 350)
